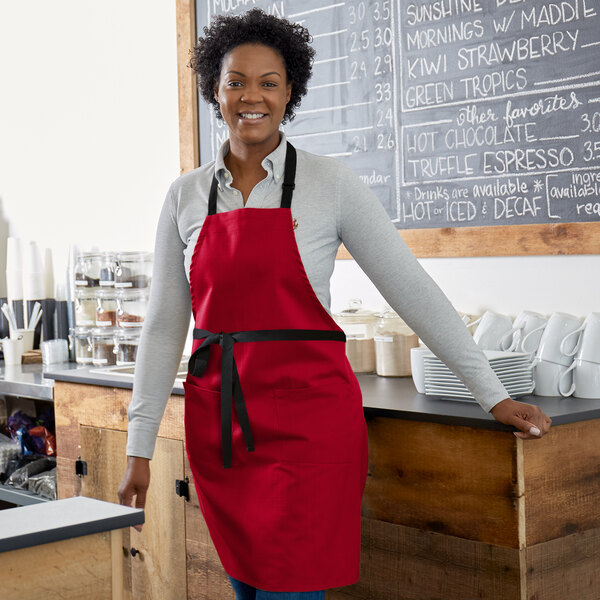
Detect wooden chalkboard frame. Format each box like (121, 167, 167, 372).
(175, 0, 600, 258)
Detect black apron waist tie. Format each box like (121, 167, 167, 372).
(188, 328, 347, 468)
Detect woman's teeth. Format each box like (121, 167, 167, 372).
(240, 113, 265, 119)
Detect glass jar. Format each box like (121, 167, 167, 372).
(99, 252, 117, 288)
(333, 299, 377, 373)
(374, 308, 419, 377)
(95, 289, 117, 327)
(116, 289, 148, 327)
(74, 290, 97, 327)
(115, 328, 141, 365)
(91, 327, 117, 366)
(114, 251, 153, 289)
(71, 326, 94, 364)
(73, 252, 102, 290)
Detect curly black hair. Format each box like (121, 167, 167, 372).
(189, 8, 315, 124)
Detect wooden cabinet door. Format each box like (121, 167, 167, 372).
(79, 426, 187, 600)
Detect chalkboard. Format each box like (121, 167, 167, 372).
(175, 0, 600, 255)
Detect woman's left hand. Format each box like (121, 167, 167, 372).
(490, 397, 552, 439)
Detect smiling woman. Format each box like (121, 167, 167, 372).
(118, 7, 551, 600)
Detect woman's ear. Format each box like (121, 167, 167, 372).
(286, 81, 292, 104)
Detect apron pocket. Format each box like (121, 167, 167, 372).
(183, 380, 222, 465)
(274, 379, 364, 464)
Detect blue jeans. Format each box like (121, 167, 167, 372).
(227, 574, 326, 600)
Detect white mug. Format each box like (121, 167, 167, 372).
(500, 311, 548, 353)
(536, 313, 582, 367)
(533, 357, 572, 397)
(472, 311, 513, 351)
(561, 312, 600, 364)
(558, 358, 600, 398)
(410, 346, 431, 394)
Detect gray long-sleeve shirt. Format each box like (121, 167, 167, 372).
(126, 132, 509, 460)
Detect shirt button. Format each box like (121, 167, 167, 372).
(233, 190, 238, 196)
(224, 172, 230, 178)
(275, 175, 280, 180)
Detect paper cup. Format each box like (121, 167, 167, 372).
(2, 337, 24, 365)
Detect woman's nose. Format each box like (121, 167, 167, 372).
(241, 84, 262, 103)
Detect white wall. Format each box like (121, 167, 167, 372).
(1, 2, 599, 319)
(0, 1, 181, 295)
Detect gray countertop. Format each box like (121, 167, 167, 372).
(0, 495, 144, 553)
(0, 362, 56, 401)
(40, 363, 600, 432)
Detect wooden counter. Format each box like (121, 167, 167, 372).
(0, 496, 143, 600)
(49, 372, 600, 600)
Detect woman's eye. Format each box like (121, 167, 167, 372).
(227, 81, 242, 87)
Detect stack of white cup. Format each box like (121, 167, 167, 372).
(532, 313, 582, 396)
(500, 311, 548, 354)
(558, 313, 600, 398)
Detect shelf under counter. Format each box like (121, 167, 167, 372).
(0, 482, 51, 505)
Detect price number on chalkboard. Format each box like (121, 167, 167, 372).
(348, 1, 391, 23)
(581, 113, 600, 134)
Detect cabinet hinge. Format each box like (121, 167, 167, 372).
(175, 477, 190, 501)
(75, 456, 87, 477)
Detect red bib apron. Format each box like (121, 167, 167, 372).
(183, 142, 368, 592)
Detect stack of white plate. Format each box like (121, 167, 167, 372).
(423, 350, 534, 401)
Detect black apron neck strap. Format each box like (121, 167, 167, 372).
(208, 174, 219, 215)
(207, 141, 297, 215)
(280, 142, 296, 209)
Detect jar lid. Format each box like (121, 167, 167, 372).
(91, 327, 119, 337)
(115, 251, 153, 261)
(334, 299, 378, 320)
(75, 289, 99, 299)
(375, 307, 406, 322)
(115, 288, 150, 299)
(72, 326, 94, 336)
(115, 328, 142, 341)
(76, 251, 103, 260)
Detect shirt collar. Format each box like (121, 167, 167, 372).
(214, 131, 288, 186)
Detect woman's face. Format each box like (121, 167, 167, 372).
(214, 43, 292, 154)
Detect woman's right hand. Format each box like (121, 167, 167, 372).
(118, 456, 151, 531)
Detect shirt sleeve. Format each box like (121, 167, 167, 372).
(126, 185, 192, 459)
(335, 163, 509, 412)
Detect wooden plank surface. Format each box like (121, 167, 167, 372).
(54, 381, 185, 449)
(127, 436, 187, 600)
(523, 418, 600, 545)
(111, 528, 125, 600)
(79, 426, 132, 600)
(526, 527, 600, 599)
(1, 532, 113, 599)
(327, 519, 521, 600)
(176, 0, 198, 174)
(336, 221, 600, 258)
(362, 417, 520, 547)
